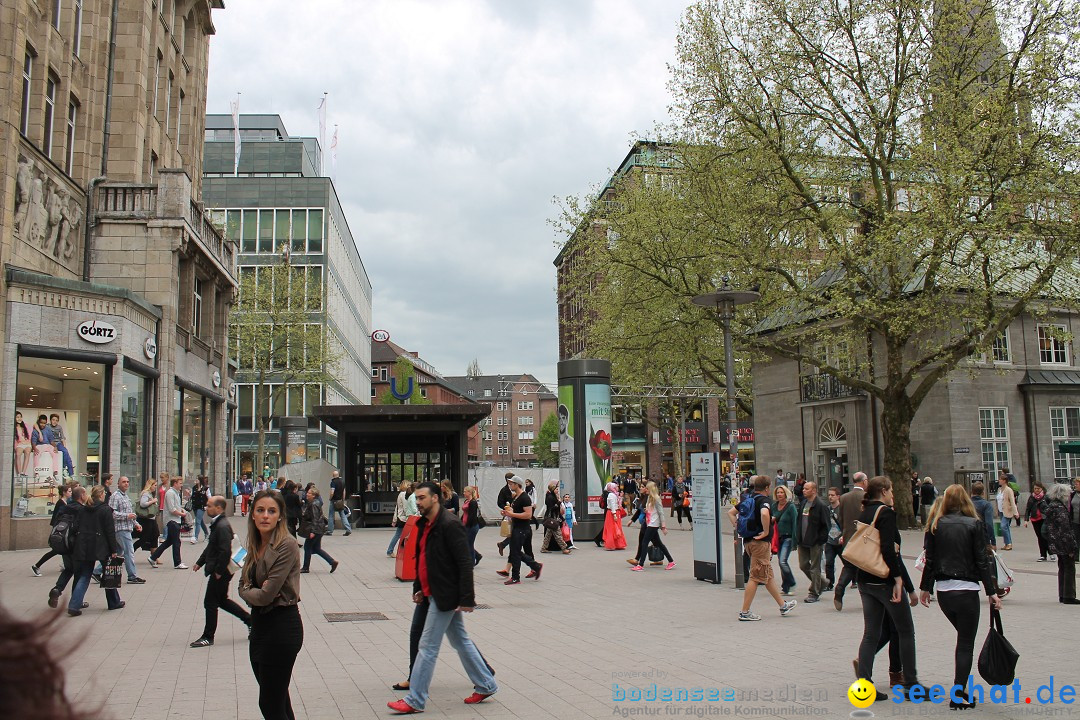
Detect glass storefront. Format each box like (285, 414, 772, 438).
(12, 355, 108, 517)
(174, 386, 220, 487)
(118, 369, 151, 483)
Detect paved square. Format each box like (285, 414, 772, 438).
(1, 520, 1076, 719)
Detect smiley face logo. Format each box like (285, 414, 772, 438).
(848, 678, 876, 709)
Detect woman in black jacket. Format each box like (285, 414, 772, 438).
(461, 485, 483, 566)
(919, 484, 1001, 710)
(32, 482, 76, 576)
(1024, 480, 1051, 561)
(855, 476, 919, 702)
(1041, 483, 1079, 604)
(67, 485, 123, 615)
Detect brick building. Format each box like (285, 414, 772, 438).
(1, 0, 232, 550)
(444, 374, 556, 467)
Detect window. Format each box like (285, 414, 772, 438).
(379, 367, 388, 381)
(497, 446, 509, 455)
(496, 402, 507, 411)
(176, 89, 184, 145)
(192, 276, 203, 336)
(1050, 407, 1080, 482)
(165, 71, 173, 134)
(518, 415, 534, 426)
(1038, 325, 1069, 365)
(497, 431, 508, 441)
(73, 0, 83, 56)
(149, 152, 157, 183)
(991, 330, 1010, 363)
(65, 97, 77, 174)
(51, 0, 62, 30)
(520, 445, 532, 455)
(517, 401, 534, 411)
(371, 368, 379, 378)
(484, 446, 492, 456)
(20, 50, 32, 136)
(44, 73, 57, 158)
(979, 407, 1010, 475)
(483, 389, 492, 398)
(152, 52, 162, 117)
(496, 417, 507, 426)
(518, 430, 534, 440)
(481, 431, 491, 441)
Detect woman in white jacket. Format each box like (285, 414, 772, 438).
(385, 481, 410, 558)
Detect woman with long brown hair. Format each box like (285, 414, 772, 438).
(919, 484, 1000, 710)
(239, 490, 303, 720)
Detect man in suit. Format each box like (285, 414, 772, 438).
(190, 495, 250, 647)
(833, 471, 868, 611)
(388, 482, 497, 714)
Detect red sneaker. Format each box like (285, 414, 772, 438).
(463, 692, 494, 705)
(525, 563, 543, 580)
(387, 699, 421, 714)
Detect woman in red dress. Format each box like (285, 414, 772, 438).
(602, 481, 627, 550)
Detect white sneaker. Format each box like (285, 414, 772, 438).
(189, 538, 198, 544)
(174, 563, 188, 569)
(780, 599, 797, 616)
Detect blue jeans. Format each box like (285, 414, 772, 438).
(466, 524, 480, 564)
(1000, 517, 1013, 545)
(194, 509, 208, 540)
(404, 599, 498, 710)
(57, 442, 74, 476)
(302, 533, 336, 570)
(327, 506, 351, 533)
(387, 523, 404, 555)
(777, 537, 796, 592)
(69, 566, 121, 612)
(117, 529, 138, 580)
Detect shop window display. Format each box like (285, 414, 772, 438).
(12, 357, 104, 518)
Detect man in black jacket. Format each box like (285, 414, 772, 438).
(388, 482, 497, 714)
(189, 496, 250, 647)
(795, 481, 831, 603)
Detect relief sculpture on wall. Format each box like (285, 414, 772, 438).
(14, 154, 83, 263)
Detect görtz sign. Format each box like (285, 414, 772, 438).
(77, 319, 117, 344)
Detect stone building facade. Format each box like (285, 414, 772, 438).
(752, 312, 1080, 493)
(0, 0, 232, 550)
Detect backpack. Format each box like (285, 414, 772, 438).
(736, 495, 761, 539)
(49, 515, 75, 555)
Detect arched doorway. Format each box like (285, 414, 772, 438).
(817, 419, 849, 491)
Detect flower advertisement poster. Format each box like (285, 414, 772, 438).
(558, 383, 575, 495)
(584, 383, 612, 515)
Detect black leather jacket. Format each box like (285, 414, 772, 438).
(918, 513, 996, 595)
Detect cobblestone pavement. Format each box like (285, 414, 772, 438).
(1, 519, 1076, 720)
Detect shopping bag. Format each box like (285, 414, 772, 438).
(100, 557, 123, 590)
(914, 549, 927, 572)
(978, 608, 1019, 685)
(499, 518, 511, 538)
(993, 551, 1014, 588)
(561, 524, 571, 543)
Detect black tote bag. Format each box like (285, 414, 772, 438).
(978, 608, 1019, 685)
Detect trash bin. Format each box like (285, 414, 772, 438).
(394, 515, 421, 582)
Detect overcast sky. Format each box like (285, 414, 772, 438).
(206, 0, 693, 387)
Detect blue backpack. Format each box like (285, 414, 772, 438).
(736, 494, 760, 539)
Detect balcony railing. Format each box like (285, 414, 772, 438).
(189, 199, 235, 271)
(800, 373, 862, 402)
(97, 185, 157, 217)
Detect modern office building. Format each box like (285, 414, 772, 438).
(1, 0, 232, 550)
(202, 113, 372, 477)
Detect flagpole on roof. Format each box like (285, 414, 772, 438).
(230, 92, 242, 177)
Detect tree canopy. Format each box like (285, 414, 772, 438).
(561, 0, 1080, 525)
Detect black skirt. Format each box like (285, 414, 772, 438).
(249, 604, 303, 665)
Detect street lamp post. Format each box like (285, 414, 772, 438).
(693, 279, 759, 588)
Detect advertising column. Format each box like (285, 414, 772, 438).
(557, 359, 611, 537)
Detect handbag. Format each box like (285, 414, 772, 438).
(978, 608, 1020, 685)
(648, 545, 664, 563)
(100, 557, 123, 590)
(333, 499, 345, 512)
(499, 518, 511, 538)
(841, 505, 890, 578)
(543, 514, 561, 530)
(914, 549, 927, 572)
(770, 524, 780, 554)
(993, 551, 1015, 588)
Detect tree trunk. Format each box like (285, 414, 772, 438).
(880, 391, 916, 528)
(255, 373, 266, 481)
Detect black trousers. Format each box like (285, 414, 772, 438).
(35, 548, 60, 569)
(857, 581, 917, 686)
(936, 590, 980, 689)
(835, 558, 857, 596)
(1059, 553, 1077, 600)
(1032, 519, 1049, 558)
(508, 526, 540, 580)
(249, 606, 302, 720)
(202, 573, 251, 640)
(54, 553, 75, 593)
(636, 527, 673, 564)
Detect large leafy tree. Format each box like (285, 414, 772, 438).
(565, 0, 1080, 525)
(231, 261, 338, 471)
(535, 412, 560, 468)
